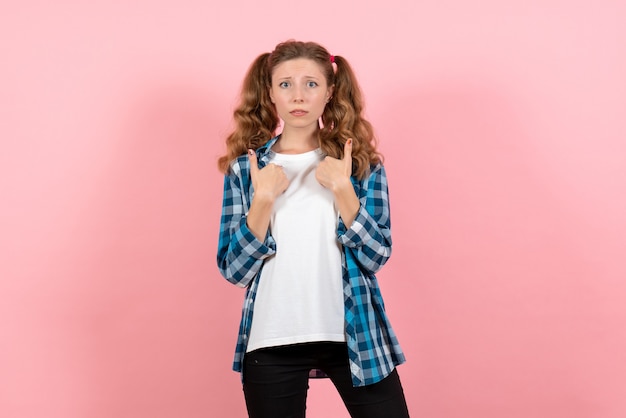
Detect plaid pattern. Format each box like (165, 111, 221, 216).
(217, 137, 406, 387)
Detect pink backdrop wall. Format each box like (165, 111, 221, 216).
(1, 1, 625, 417)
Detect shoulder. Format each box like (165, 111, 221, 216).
(349, 163, 388, 198)
(355, 162, 387, 184)
(226, 135, 279, 178)
(228, 154, 250, 176)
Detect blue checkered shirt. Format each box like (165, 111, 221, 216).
(216, 137, 406, 387)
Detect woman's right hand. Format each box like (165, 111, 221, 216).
(246, 149, 289, 241)
(248, 149, 290, 202)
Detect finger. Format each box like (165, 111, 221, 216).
(248, 149, 259, 178)
(343, 138, 353, 170)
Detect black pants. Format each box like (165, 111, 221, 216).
(243, 342, 410, 418)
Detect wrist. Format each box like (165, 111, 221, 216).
(253, 189, 278, 204)
(332, 176, 353, 194)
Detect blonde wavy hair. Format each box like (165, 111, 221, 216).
(218, 40, 382, 180)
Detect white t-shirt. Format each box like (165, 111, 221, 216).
(246, 148, 346, 352)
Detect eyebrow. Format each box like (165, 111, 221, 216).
(275, 75, 321, 80)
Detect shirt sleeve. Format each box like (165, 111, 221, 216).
(337, 164, 392, 275)
(216, 161, 276, 288)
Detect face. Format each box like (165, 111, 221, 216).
(269, 58, 333, 133)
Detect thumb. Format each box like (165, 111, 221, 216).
(343, 138, 353, 170)
(248, 149, 259, 177)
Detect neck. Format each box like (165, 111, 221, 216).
(275, 126, 319, 154)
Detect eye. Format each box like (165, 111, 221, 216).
(279, 81, 290, 88)
(307, 81, 318, 88)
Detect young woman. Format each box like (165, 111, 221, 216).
(217, 40, 409, 418)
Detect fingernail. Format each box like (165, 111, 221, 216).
(248, 149, 254, 155)
(347, 139, 352, 146)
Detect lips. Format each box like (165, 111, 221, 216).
(290, 109, 308, 116)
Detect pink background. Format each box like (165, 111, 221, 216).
(1, 1, 625, 417)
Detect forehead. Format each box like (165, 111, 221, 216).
(271, 58, 326, 80)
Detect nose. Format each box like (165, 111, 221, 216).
(292, 85, 304, 103)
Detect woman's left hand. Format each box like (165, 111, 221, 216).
(316, 138, 353, 191)
(316, 139, 360, 227)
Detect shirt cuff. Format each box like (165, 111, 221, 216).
(337, 206, 370, 248)
(233, 216, 276, 258)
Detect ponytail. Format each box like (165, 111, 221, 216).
(320, 55, 381, 179)
(218, 53, 279, 173)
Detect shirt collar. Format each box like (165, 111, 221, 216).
(257, 135, 280, 168)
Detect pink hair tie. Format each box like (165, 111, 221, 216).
(330, 55, 335, 63)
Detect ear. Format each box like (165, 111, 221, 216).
(326, 85, 335, 103)
(268, 86, 275, 104)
